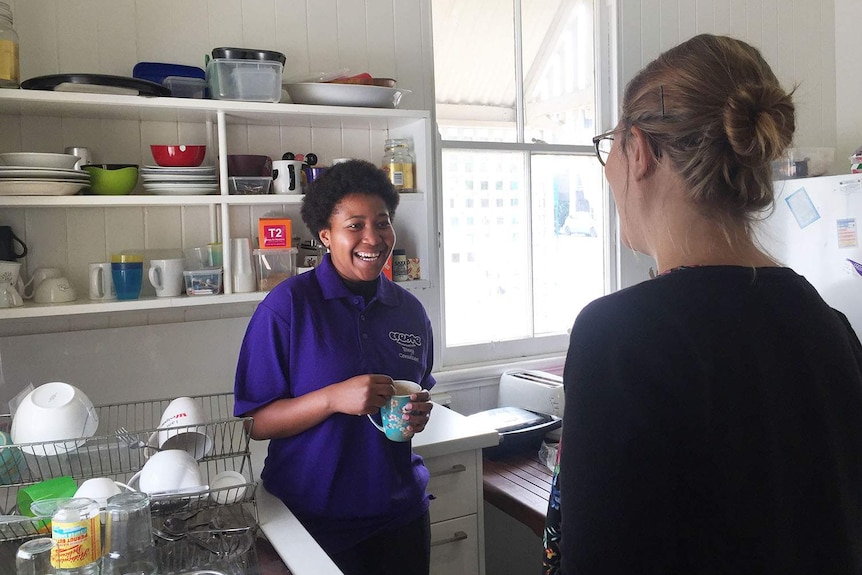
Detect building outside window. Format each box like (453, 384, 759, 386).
(431, 0, 615, 365)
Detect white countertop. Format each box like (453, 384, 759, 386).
(254, 404, 499, 575)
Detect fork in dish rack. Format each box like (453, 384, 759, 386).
(115, 426, 159, 451)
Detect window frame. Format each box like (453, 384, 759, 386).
(429, 0, 619, 369)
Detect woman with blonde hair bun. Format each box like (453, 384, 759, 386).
(550, 34, 862, 574)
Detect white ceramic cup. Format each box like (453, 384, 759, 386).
(33, 277, 77, 304)
(128, 449, 206, 495)
(0, 281, 23, 308)
(147, 257, 185, 297)
(0, 260, 23, 294)
(88, 262, 116, 301)
(149, 397, 213, 460)
(22, 267, 62, 300)
(272, 160, 305, 195)
(75, 477, 133, 509)
(230, 237, 256, 293)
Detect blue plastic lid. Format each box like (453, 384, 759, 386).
(132, 62, 206, 85)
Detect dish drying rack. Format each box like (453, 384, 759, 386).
(0, 392, 258, 545)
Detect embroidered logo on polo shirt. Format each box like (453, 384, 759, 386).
(390, 331, 422, 363)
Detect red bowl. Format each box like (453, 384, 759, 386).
(150, 145, 206, 167)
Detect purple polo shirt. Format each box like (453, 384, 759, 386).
(234, 254, 436, 554)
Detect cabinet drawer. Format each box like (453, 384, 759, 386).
(429, 514, 479, 575)
(425, 451, 478, 522)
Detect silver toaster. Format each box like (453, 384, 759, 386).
(498, 369, 565, 418)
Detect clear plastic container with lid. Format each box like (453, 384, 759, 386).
(382, 138, 415, 192)
(0, 2, 19, 88)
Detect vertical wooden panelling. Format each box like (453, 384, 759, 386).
(713, 1, 731, 34)
(393, 0, 426, 110)
(695, 0, 715, 33)
(677, 0, 697, 42)
(728, 0, 747, 38)
(367, 0, 398, 78)
(336, 0, 370, 75)
(66, 208, 108, 296)
(206, 0, 245, 49)
(306, 0, 340, 75)
(758, 0, 779, 71)
(659, 0, 680, 51)
(241, 0, 278, 52)
(14, 0, 60, 79)
(56, 1, 101, 74)
(274, 0, 310, 78)
(95, 0, 138, 74)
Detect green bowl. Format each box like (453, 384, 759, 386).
(82, 164, 139, 195)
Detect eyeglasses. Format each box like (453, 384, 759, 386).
(592, 127, 627, 166)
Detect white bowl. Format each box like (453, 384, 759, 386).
(10, 382, 99, 456)
(209, 470, 248, 505)
(0, 152, 80, 170)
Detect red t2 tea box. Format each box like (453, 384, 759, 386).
(258, 218, 292, 249)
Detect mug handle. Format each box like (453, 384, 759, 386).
(127, 471, 142, 491)
(89, 266, 104, 299)
(113, 481, 134, 492)
(21, 277, 34, 300)
(8, 286, 22, 307)
(148, 266, 163, 290)
(366, 413, 385, 433)
(288, 164, 296, 190)
(11, 231, 26, 259)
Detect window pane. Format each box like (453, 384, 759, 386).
(522, 0, 596, 145)
(442, 150, 531, 345)
(432, 0, 517, 143)
(531, 154, 605, 334)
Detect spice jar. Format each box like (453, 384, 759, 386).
(392, 249, 408, 282)
(0, 2, 19, 89)
(382, 138, 415, 193)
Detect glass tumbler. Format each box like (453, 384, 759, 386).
(101, 491, 157, 575)
(16, 538, 55, 575)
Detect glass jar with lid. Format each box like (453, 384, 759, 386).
(0, 2, 18, 89)
(382, 138, 415, 193)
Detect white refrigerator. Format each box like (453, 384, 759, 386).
(755, 173, 862, 338)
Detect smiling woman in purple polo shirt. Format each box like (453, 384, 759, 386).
(234, 160, 436, 575)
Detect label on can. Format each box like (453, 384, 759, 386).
(51, 517, 101, 569)
(384, 161, 414, 191)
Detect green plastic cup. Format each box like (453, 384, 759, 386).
(17, 475, 77, 517)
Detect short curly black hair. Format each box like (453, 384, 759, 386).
(300, 159, 400, 236)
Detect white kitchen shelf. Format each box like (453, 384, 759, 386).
(0, 279, 432, 320)
(0, 191, 425, 208)
(0, 88, 430, 128)
(0, 89, 436, 322)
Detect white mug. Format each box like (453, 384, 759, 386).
(148, 396, 213, 460)
(65, 146, 92, 170)
(230, 238, 256, 293)
(128, 449, 206, 495)
(0, 261, 23, 294)
(272, 160, 305, 195)
(0, 281, 23, 308)
(22, 267, 63, 300)
(148, 257, 185, 297)
(88, 262, 116, 301)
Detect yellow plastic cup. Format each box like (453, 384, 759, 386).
(111, 253, 144, 264)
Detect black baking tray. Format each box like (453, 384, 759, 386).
(467, 406, 562, 458)
(21, 74, 171, 97)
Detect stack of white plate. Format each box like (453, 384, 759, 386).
(140, 165, 218, 195)
(0, 165, 91, 196)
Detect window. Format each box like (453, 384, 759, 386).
(432, 0, 615, 364)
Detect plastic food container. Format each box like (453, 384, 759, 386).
(207, 58, 283, 102)
(183, 267, 223, 295)
(163, 76, 207, 99)
(254, 248, 297, 291)
(229, 176, 272, 195)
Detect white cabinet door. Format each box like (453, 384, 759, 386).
(425, 451, 478, 522)
(430, 515, 479, 575)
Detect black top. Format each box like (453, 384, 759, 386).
(559, 266, 862, 574)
